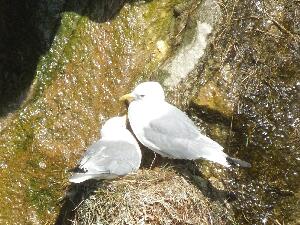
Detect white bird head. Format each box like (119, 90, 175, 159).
(100, 116, 127, 137)
(120, 81, 165, 102)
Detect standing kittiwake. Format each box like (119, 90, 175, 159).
(69, 116, 142, 183)
(120, 82, 251, 168)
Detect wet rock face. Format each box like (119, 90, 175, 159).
(0, 0, 180, 224)
(0, 0, 236, 223)
(0, 0, 298, 224)
(191, 0, 300, 224)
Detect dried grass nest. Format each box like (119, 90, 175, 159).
(71, 166, 234, 225)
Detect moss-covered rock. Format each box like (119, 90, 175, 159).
(3, 0, 297, 224)
(190, 0, 300, 224)
(0, 0, 191, 224)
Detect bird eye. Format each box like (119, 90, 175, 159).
(140, 94, 145, 98)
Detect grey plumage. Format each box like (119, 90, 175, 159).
(69, 116, 141, 183)
(121, 82, 251, 168)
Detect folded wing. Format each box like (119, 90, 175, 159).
(69, 140, 141, 183)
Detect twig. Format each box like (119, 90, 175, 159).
(274, 219, 283, 225)
(72, 199, 85, 211)
(254, 28, 282, 40)
(269, 17, 299, 41)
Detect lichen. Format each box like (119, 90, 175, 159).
(164, 22, 212, 87)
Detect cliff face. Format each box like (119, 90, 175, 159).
(0, 0, 299, 224)
(189, 1, 299, 224)
(0, 0, 180, 223)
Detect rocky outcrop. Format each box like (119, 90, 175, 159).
(189, 0, 300, 224)
(0, 0, 298, 224)
(0, 0, 176, 224)
(0, 0, 230, 224)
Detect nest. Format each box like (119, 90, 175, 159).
(70, 167, 234, 225)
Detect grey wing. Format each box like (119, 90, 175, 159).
(147, 103, 200, 139)
(79, 141, 105, 166)
(80, 140, 141, 176)
(143, 103, 222, 159)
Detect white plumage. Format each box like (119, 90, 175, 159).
(120, 82, 250, 168)
(69, 116, 141, 183)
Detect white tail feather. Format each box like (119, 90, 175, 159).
(69, 173, 98, 183)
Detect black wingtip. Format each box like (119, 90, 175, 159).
(226, 156, 251, 168)
(68, 166, 86, 173)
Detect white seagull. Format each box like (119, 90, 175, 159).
(120, 82, 250, 168)
(69, 116, 142, 183)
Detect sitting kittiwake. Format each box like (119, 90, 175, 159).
(120, 82, 251, 168)
(69, 116, 142, 183)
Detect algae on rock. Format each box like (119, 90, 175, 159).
(0, 0, 185, 224)
(67, 1, 238, 225)
(2, 0, 297, 224)
(190, 0, 300, 224)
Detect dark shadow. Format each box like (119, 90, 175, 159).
(55, 180, 101, 225)
(187, 101, 233, 129)
(187, 101, 253, 161)
(0, 0, 146, 117)
(0, 1, 49, 116)
(172, 160, 237, 202)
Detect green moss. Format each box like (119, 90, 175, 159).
(33, 12, 83, 99)
(0, 0, 190, 224)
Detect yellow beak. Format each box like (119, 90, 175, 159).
(119, 93, 135, 102)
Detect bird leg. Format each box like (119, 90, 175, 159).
(149, 152, 157, 169)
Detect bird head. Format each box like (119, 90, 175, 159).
(119, 81, 165, 102)
(100, 115, 127, 137)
